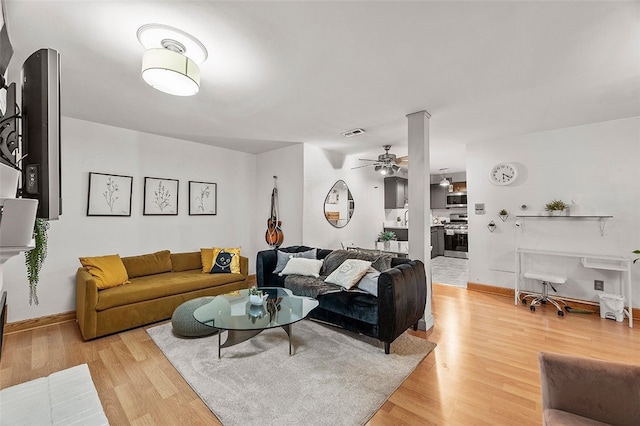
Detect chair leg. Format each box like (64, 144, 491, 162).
(384, 342, 390, 354)
(412, 322, 418, 331)
(527, 281, 567, 315)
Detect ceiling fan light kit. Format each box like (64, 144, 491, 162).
(137, 24, 208, 96)
(353, 145, 406, 176)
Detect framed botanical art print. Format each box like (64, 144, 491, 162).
(87, 172, 133, 216)
(143, 177, 179, 215)
(189, 181, 217, 215)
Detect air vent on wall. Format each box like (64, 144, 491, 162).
(341, 128, 365, 138)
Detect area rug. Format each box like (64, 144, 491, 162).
(0, 364, 108, 426)
(147, 320, 436, 426)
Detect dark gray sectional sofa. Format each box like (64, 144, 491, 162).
(256, 245, 427, 354)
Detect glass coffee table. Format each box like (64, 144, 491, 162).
(193, 287, 319, 358)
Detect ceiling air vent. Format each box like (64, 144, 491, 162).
(341, 128, 365, 138)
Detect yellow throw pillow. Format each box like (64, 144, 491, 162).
(212, 247, 241, 274)
(201, 247, 242, 273)
(79, 254, 130, 289)
(200, 248, 214, 273)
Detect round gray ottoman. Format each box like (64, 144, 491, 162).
(171, 297, 219, 337)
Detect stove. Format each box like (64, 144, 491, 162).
(444, 213, 468, 233)
(444, 213, 468, 258)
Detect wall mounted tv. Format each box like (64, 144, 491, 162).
(21, 48, 61, 220)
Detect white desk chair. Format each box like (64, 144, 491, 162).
(521, 271, 568, 316)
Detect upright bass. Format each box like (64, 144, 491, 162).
(265, 177, 284, 248)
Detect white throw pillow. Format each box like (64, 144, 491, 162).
(279, 257, 324, 278)
(357, 267, 381, 296)
(324, 259, 372, 289)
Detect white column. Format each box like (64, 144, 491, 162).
(406, 110, 433, 331)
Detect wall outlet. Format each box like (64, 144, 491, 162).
(594, 280, 604, 291)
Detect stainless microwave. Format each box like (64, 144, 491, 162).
(446, 192, 467, 208)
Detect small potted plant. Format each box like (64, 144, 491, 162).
(545, 199, 569, 216)
(248, 286, 267, 305)
(633, 249, 639, 264)
(498, 209, 509, 221)
(378, 230, 396, 251)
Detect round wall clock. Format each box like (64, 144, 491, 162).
(489, 163, 518, 185)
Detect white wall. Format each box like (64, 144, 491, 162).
(3, 117, 257, 322)
(467, 116, 640, 307)
(255, 144, 305, 249)
(302, 145, 385, 250)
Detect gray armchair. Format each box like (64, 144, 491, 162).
(538, 352, 640, 425)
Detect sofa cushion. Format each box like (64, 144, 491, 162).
(171, 251, 202, 272)
(284, 274, 339, 299)
(317, 291, 378, 325)
(211, 247, 241, 274)
(274, 248, 317, 274)
(79, 254, 130, 289)
(280, 258, 323, 277)
(200, 248, 214, 273)
(95, 270, 244, 311)
(122, 250, 172, 278)
(357, 268, 381, 296)
(201, 247, 241, 273)
(325, 259, 372, 289)
(321, 249, 390, 276)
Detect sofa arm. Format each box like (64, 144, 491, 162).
(76, 268, 99, 340)
(539, 352, 640, 425)
(377, 260, 427, 348)
(256, 249, 278, 287)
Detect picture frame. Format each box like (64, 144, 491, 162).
(189, 181, 217, 215)
(143, 177, 179, 215)
(87, 172, 133, 216)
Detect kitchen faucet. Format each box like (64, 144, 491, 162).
(403, 209, 409, 227)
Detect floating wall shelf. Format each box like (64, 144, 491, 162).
(514, 215, 613, 236)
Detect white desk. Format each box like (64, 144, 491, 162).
(515, 247, 633, 328)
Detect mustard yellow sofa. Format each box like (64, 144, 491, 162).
(76, 250, 248, 340)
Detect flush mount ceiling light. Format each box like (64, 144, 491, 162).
(439, 168, 451, 186)
(137, 24, 208, 96)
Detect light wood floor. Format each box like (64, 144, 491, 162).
(1, 284, 638, 425)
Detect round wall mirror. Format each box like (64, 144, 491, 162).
(324, 180, 354, 228)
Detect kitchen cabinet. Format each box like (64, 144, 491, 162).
(430, 229, 437, 258)
(430, 184, 447, 209)
(384, 227, 408, 241)
(430, 227, 445, 258)
(384, 177, 408, 209)
(436, 227, 445, 256)
(451, 181, 467, 192)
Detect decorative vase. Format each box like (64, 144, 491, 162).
(249, 294, 266, 306)
(383, 241, 391, 251)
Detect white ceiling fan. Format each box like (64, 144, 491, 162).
(352, 145, 408, 176)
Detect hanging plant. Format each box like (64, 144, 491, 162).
(24, 218, 50, 305)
